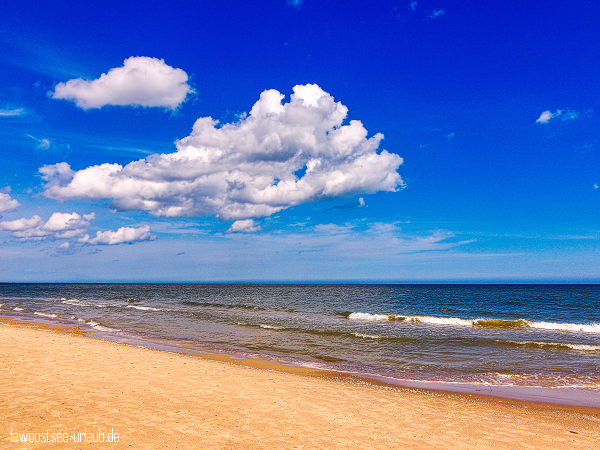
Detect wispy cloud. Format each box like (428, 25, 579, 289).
(286, 0, 303, 9)
(26, 134, 51, 150)
(535, 108, 581, 124)
(428, 9, 446, 20)
(409, 1, 418, 12)
(0, 108, 26, 117)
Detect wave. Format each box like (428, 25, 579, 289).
(182, 300, 264, 310)
(126, 305, 164, 312)
(33, 311, 58, 318)
(85, 320, 117, 332)
(181, 300, 297, 314)
(493, 339, 600, 352)
(75, 318, 117, 332)
(353, 333, 385, 339)
(236, 321, 416, 342)
(346, 312, 600, 333)
(13, 307, 25, 311)
(258, 324, 285, 330)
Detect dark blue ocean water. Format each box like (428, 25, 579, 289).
(1, 283, 599, 397)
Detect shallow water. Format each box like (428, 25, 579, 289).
(1, 283, 599, 401)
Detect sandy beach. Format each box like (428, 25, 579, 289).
(0, 319, 599, 449)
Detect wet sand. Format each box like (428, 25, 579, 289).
(1, 319, 599, 448)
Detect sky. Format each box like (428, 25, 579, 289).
(0, 0, 599, 282)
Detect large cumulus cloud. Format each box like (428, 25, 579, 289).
(41, 84, 404, 221)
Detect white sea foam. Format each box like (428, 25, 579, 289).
(259, 324, 284, 330)
(78, 319, 116, 332)
(13, 307, 25, 311)
(34, 311, 58, 318)
(347, 312, 390, 321)
(499, 340, 600, 352)
(528, 321, 600, 334)
(346, 311, 600, 333)
(353, 333, 384, 339)
(126, 305, 163, 312)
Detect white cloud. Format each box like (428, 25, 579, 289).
(286, 0, 302, 8)
(0, 215, 43, 232)
(51, 56, 193, 110)
(223, 221, 469, 261)
(0, 108, 26, 117)
(409, 1, 418, 12)
(27, 134, 51, 150)
(0, 212, 94, 241)
(43, 212, 95, 232)
(41, 84, 404, 222)
(79, 225, 153, 245)
(0, 211, 152, 246)
(536, 109, 580, 124)
(594, 184, 599, 190)
(227, 219, 261, 233)
(0, 192, 19, 213)
(428, 9, 446, 19)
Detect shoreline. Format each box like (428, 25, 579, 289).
(2, 316, 600, 411)
(1, 318, 600, 447)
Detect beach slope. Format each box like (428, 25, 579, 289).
(0, 321, 598, 448)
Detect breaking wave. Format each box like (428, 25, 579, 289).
(126, 305, 164, 312)
(346, 312, 600, 333)
(493, 340, 600, 352)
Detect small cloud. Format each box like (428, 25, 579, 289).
(27, 134, 51, 150)
(0, 108, 26, 117)
(428, 9, 446, 20)
(0, 211, 96, 244)
(446, 132, 455, 140)
(227, 219, 261, 233)
(536, 109, 580, 124)
(287, 0, 302, 8)
(409, 1, 418, 12)
(0, 192, 19, 214)
(51, 56, 193, 110)
(79, 225, 154, 245)
(594, 184, 599, 190)
(328, 197, 367, 210)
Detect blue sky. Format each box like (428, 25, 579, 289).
(0, 0, 598, 282)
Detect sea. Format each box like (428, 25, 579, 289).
(1, 283, 599, 406)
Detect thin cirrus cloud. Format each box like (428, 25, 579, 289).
(0, 108, 27, 117)
(535, 109, 579, 124)
(51, 56, 193, 110)
(40, 83, 404, 227)
(0, 192, 20, 213)
(428, 9, 446, 20)
(0, 211, 152, 245)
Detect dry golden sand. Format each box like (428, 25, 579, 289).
(1, 319, 599, 449)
